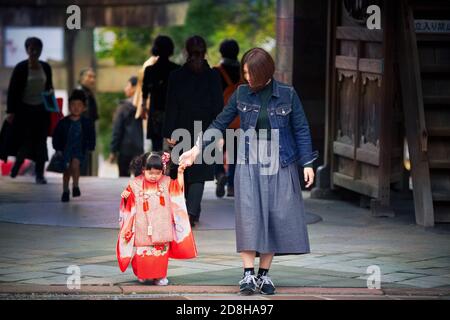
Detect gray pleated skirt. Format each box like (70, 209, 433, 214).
(234, 140, 310, 255)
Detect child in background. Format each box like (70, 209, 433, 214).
(52, 89, 95, 202)
(117, 152, 197, 285)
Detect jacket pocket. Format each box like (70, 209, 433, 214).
(275, 104, 292, 127)
(237, 102, 256, 127)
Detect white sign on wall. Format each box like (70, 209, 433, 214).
(4, 27, 64, 67)
(415, 20, 450, 34)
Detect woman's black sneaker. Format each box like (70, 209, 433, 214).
(256, 275, 276, 295)
(239, 272, 257, 295)
(61, 191, 70, 202)
(72, 187, 81, 197)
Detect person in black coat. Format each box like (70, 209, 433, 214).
(163, 35, 224, 226)
(77, 67, 99, 176)
(142, 35, 180, 152)
(52, 90, 96, 202)
(109, 76, 144, 177)
(5, 37, 53, 184)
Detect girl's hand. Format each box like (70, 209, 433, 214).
(121, 190, 131, 199)
(304, 167, 315, 188)
(124, 230, 133, 243)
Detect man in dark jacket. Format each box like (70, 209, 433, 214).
(109, 76, 144, 177)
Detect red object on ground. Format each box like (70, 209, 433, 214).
(0, 160, 12, 176)
(0, 159, 31, 176)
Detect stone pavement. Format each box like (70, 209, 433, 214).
(0, 176, 450, 299)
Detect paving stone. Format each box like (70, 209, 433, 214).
(397, 276, 450, 288)
(0, 271, 61, 282)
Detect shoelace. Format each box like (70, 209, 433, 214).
(239, 273, 257, 286)
(258, 275, 275, 289)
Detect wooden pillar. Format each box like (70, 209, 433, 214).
(0, 25, 5, 126)
(371, 0, 395, 217)
(66, 28, 96, 91)
(275, 0, 294, 84)
(311, 0, 338, 198)
(65, 28, 99, 176)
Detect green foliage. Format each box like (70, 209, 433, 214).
(96, 92, 124, 158)
(95, 0, 276, 66)
(96, 28, 153, 65)
(155, 0, 276, 65)
(93, 0, 275, 158)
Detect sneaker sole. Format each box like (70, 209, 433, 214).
(239, 288, 256, 296)
(259, 290, 276, 295)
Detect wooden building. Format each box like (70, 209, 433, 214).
(0, 0, 448, 226)
(277, 0, 450, 226)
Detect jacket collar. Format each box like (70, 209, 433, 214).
(247, 78, 280, 98)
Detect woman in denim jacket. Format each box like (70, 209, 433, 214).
(180, 48, 318, 295)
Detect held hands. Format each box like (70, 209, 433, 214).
(304, 167, 315, 188)
(179, 146, 200, 168)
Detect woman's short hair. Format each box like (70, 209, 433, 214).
(240, 48, 275, 91)
(24, 37, 43, 50)
(151, 35, 175, 58)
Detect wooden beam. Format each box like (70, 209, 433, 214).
(336, 26, 383, 42)
(0, 1, 188, 27)
(333, 172, 379, 198)
(0, 0, 187, 7)
(397, 0, 435, 227)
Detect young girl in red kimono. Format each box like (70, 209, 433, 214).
(116, 152, 197, 285)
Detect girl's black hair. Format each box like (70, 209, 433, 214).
(130, 152, 164, 176)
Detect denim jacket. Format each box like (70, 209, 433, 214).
(198, 79, 318, 168)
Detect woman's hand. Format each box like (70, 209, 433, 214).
(179, 146, 200, 168)
(304, 167, 315, 188)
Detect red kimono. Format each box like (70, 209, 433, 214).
(116, 174, 197, 280)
